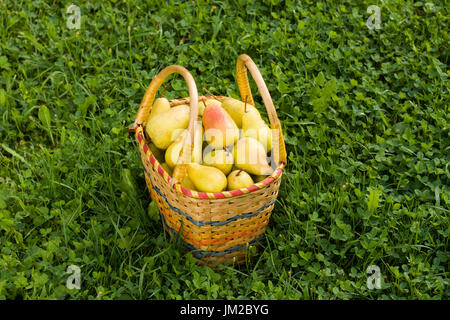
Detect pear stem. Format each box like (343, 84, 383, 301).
(201, 97, 207, 109)
(160, 84, 168, 98)
(202, 88, 219, 100)
(236, 170, 242, 176)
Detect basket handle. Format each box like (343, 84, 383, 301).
(134, 65, 198, 183)
(236, 54, 287, 165)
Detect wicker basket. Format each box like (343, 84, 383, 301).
(131, 54, 287, 265)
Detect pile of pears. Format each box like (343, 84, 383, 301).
(145, 94, 274, 193)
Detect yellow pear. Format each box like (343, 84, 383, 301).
(234, 137, 273, 175)
(242, 108, 272, 151)
(227, 170, 254, 190)
(160, 162, 173, 176)
(221, 97, 257, 127)
(165, 132, 185, 168)
(149, 97, 170, 120)
(165, 122, 203, 168)
(181, 175, 196, 190)
(146, 105, 190, 149)
(202, 149, 234, 175)
(187, 163, 227, 193)
(175, 103, 189, 109)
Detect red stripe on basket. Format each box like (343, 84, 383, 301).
(247, 185, 260, 192)
(262, 176, 275, 185)
(143, 143, 149, 155)
(180, 186, 194, 197)
(229, 189, 244, 197)
(137, 131, 143, 143)
(150, 154, 157, 166)
(157, 164, 165, 176)
(212, 192, 226, 199)
(197, 192, 210, 199)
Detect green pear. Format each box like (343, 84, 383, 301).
(146, 105, 190, 149)
(221, 97, 257, 128)
(149, 97, 170, 120)
(147, 201, 160, 221)
(187, 163, 227, 193)
(242, 108, 272, 151)
(202, 148, 234, 175)
(234, 137, 272, 175)
(227, 170, 254, 190)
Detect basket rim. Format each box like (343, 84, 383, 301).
(134, 96, 286, 200)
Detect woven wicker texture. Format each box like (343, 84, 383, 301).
(133, 55, 286, 265)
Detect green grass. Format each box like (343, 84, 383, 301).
(0, 0, 448, 300)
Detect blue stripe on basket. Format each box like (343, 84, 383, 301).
(143, 166, 276, 227)
(159, 211, 264, 258)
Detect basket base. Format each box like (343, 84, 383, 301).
(162, 224, 261, 267)
(195, 246, 261, 268)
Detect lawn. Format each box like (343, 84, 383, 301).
(0, 0, 448, 300)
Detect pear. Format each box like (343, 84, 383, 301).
(175, 103, 190, 109)
(231, 164, 240, 172)
(234, 137, 273, 175)
(149, 97, 170, 120)
(160, 162, 173, 176)
(165, 132, 185, 168)
(191, 121, 203, 164)
(146, 105, 190, 149)
(221, 97, 257, 127)
(181, 175, 196, 191)
(198, 98, 221, 116)
(242, 108, 272, 151)
(165, 122, 203, 168)
(227, 170, 254, 190)
(253, 174, 267, 183)
(203, 103, 240, 149)
(148, 142, 165, 163)
(187, 163, 227, 193)
(203, 149, 234, 175)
